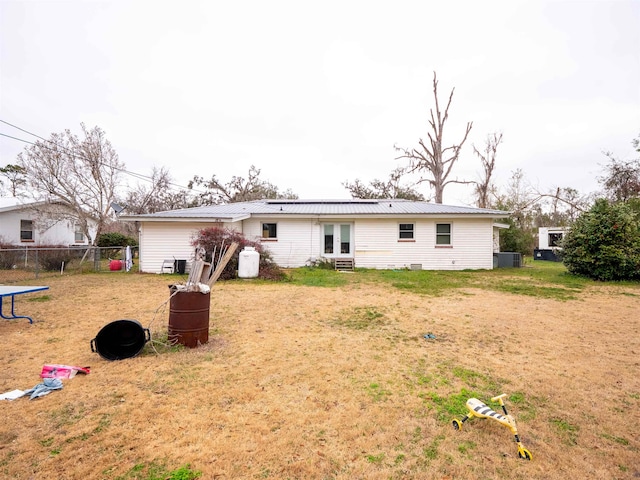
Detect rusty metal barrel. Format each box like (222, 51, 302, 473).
(168, 286, 210, 348)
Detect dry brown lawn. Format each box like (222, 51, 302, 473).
(0, 271, 639, 479)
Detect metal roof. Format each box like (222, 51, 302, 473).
(120, 199, 510, 222)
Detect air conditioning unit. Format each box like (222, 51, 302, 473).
(494, 252, 522, 268)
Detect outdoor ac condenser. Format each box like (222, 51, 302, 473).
(495, 252, 522, 268)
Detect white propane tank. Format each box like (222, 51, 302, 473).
(238, 246, 260, 278)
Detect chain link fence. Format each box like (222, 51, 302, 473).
(0, 246, 139, 284)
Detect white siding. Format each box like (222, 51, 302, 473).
(354, 218, 495, 270)
(0, 207, 94, 245)
(136, 216, 497, 272)
(138, 221, 236, 273)
(244, 218, 319, 268)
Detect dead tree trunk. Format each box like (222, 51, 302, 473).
(395, 72, 473, 203)
(473, 132, 503, 208)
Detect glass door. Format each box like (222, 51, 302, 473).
(323, 223, 352, 256)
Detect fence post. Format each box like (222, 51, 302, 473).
(34, 248, 39, 279)
(94, 247, 101, 272)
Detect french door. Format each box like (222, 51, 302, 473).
(322, 223, 353, 257)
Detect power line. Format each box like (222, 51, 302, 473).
(0, 122, 207, 194)
(0, 119, 50, 143)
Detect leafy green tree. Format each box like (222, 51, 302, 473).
(562, 199, 640, 281)
(0, 164, 27, 196)
(499, 218, 535, 256)
(492, 170, 537, 256)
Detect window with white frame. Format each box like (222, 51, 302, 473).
(435, 223, 451, 245)
(75, 224, 85, 243)
(262, 222, 277, 239)
(20, 219, 34, 241)
(399, 223, 414, 240)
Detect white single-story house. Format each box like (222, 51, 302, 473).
(0, 197, 95, 246)
(120, 199, 511, 273)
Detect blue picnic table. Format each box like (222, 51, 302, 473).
(0, 286, 49, 324)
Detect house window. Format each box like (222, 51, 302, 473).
(399, 223, 414, 240)
(75, 224, 85, 243)
(436, 223, 451, 245)
(262, 223, 277, 239)
(20, 220, 34, 241)
(548, 233, 563, 247)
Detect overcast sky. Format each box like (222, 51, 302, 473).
(1, 0, 639, 205)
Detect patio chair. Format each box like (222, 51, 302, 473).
(161, 259, 175, 274)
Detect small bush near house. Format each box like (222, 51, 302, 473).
(192, 227, 285, 281)
(97, 233, 138, 261)
(36, 246, 75, 271)
(0, 243, 23, 269)
(97, 232, 138, 248)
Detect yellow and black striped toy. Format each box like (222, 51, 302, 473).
(452, 393, 532, 460)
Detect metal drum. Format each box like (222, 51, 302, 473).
(168, 287, 210, 348)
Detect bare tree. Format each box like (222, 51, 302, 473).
(395, 72, 473, 203)
(0, 164, 27, 197)
(496, 169, 590, 235)
(17, 124, 123, 244)
(472, 132, 503, 208)
(189, 165, 298, 204)
(598, 153, 640, 202)
(546, 187, 589, 225)
(124, 166, 196, 214)
(343, 167, 426, 201)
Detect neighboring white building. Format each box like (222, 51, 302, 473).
(120, 199, 511, 273)
(535, 226, 569, 261)
(538, 226, 568, 250)
(0, 197, 95, 246)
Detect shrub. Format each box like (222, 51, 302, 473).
(562, 199, 640, 281)
(39, 250, 74, 271)
(97, 232, 138, 248)
(499, 218, 536, 257)
(192, 227, 285, 281)
(0, 243, 23, 269)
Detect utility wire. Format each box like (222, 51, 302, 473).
(0, 119, 50, 143)
(0, 122, 208, 194)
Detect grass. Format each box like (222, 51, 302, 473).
(601, 433, 630, 446)
(1, 264, 639, 479)
(550, 418, 580, 446)
(331, 305, 387, 329)
(366, 382, 392, 402)
(114, 462, 201, 480)
(286, 267, 350, 287)
(27, 295, 51, 302)
(287, 260, 595, 299)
